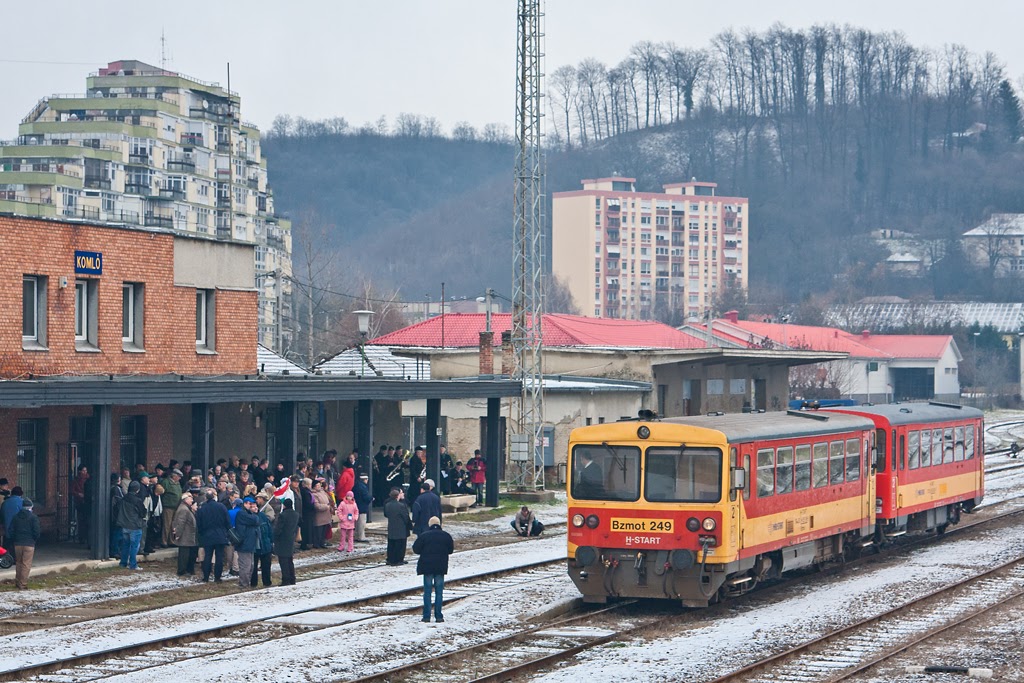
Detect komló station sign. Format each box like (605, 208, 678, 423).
(74, 250, 103, 275)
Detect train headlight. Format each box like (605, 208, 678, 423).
(637, 425, 651, 439)
(702, 517, 717, 532)
(585, 514, 600, 529)
(572, 514, 585, 528)
(686, 517, 700, 532)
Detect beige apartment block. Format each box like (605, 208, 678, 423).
(0, 60, 292, 351)
(552, 177, 748, 322)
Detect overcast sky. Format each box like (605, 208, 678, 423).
(2, 0, 1021, 139)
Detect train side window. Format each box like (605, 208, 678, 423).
(966, 425, 975, 460)
(866, 438, 873, 477)
(931, 428, 943, 465)
(908, 431, 920, 469)
(899, 435, 905, 471)
(756, 448, 775, 498)
(891, 429, 897, 471)
(729, 447, 738, 502)
(954, 426, 965, 461)
(743, 454, 751, 500)
(776, 446, 793, 495)
(875, 429, 887, 473)
(794, 444, 811, 491)
(919, 430, 932, 467)
(943, 428, 954, 463)
(812, 442, 829, 488)
(829, 441, 845, 485)
(845, 438, 861, 482)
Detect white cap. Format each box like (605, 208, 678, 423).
(424, 479, 435, 489)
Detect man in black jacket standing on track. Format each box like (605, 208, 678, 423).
(413, 516, 454, 623)
(196, 489, 230, 582)
(383, 488, 412, 566)
(273, 498, 299, 585)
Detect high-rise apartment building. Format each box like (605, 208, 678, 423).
(0, 60, 291, 351)
(552, 177, 748, 322)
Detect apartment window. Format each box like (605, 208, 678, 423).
(17, 419, 47, 504)
(74, 279, 99, 350)
(122, 283, 145, 350)
(22, 275, 48, 349)
(196, 289, 216, 351)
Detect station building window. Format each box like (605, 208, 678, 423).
(74, 278, 99, 351)
(122, 283, 145, 351)
(22, 275, 48, 350)
(195, 289, 216, 352)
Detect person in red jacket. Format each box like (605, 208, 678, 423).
(467, 449, 486, 507)
(336, 459, 355, 502)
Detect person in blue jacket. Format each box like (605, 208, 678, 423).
(233, 496, 262, 588)
(353, 473, 373, 543)
(250, 493, 274, 587)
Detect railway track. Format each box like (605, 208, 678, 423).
(3, 561, 568, 683)
(706, 554, 1024, 682)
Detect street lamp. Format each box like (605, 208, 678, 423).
(353, 310, 374, 376)
(475, 288, 494, 332)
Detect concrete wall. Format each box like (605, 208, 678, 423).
(551, 194, 597, 316)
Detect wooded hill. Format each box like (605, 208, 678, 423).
(263, 23, 1024, 324)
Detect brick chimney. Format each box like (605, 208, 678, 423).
(861, 329, 870, 339)
(725, 310, 739, 324)
(501, 331, 514, 376)
(479, 331, 494, 375)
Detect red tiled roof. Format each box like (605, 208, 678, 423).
(370, 313, 706, 350)
(709, 320, 952, 360)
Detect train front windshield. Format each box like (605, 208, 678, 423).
(570, 444, 722, 503)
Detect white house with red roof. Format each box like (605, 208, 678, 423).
(699, 312, 962, 403)
(368, 313, 847, 478)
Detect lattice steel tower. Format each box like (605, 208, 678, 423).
(510, 0, 546, 490)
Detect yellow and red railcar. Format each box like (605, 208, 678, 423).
(824, 402, 984, 538)
(567, 411, 876, 607)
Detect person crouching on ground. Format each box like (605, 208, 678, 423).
(337, 491, 358, 552)
(511, 506, 544, 537)
(412, 516, 454, 623)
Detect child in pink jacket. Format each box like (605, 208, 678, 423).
(337, 491, 358, 552)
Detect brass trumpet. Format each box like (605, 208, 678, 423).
(385, 457, 404, 482)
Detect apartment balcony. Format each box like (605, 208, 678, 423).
(128, 153, 149, 165)
(84, 177, 111, 190)
(144, 213, 173, 228)
(216, 226, 231, 239)
(180, 133, 204, 147)
(247, 177, 259, 190)
(216, 141, 230, 153)
(158, 187, 186, 201)
(606, 217, 620, 228)
(606, 203, 620, 213)
(125, 182, 155, 197)
(167, 158, 196, 172)
(216, 195, 231, 208)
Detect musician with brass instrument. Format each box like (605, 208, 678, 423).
(408, 446, 427, 506)
(384, 447, 405, 490)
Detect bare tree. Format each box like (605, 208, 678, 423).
(549, 64, 578, 148)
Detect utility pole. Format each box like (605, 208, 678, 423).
(511, 0, 545, 491)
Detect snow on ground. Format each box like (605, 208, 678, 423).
(105, 563, 577, 682)
(0, 532, 568, 675)
(531, 518, 1024, 681)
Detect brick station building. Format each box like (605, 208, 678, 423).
(1, 214, 518, 558)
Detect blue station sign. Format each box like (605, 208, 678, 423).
(74, 250, 103, 275)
